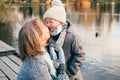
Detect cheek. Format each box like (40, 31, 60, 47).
(47, 23, 56, 28)
(44, 29, 50, 40)
(47, 35, 50, 40)
(46, 32, 50, 39)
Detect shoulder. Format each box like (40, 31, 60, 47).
(20, 56, 48, 68)
(17, 57, 52, 80)
(66, 22, 81, 42)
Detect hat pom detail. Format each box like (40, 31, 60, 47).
(52, 0, 63, 7)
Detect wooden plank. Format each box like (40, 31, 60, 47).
(0, 70, 5, 77)
(0, 77, 8, 80)
(0, 40, 15, 53)
(0, 51, 16, 56)
(0, 60, 16, 80)
(0, 56, 20, 74)
(7, 55, 22, 66)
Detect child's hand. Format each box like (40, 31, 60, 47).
(58, 74, 69, 80)
(53, 60, 60, 69)
(58, 64, 66, 74)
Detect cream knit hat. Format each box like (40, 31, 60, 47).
(43, 0, 66, 24)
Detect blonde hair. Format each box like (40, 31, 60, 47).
(18, 18, 44, 61)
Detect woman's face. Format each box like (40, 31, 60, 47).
(37, 21, 50, 46)
(45, 18, 61, 31)
(42, 25, 50, 41)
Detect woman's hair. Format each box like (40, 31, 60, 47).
(18, 18, 44, 61)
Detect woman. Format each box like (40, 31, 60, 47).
(16, 18, 56, 80)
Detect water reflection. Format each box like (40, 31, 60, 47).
(0, 22, 13, 45)
(0, 2, 120, 80)
(19, 6, 33, 19)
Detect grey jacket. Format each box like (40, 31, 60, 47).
(16, 55, 52, 80)
(64, 21, 85, 80)
(48, 21, 86, 80)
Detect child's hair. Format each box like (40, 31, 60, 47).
(18, 18, 44, 61)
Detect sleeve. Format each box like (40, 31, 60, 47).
(67, 35, 86, 76)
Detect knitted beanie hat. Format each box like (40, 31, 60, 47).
(43, 0, 66, 24)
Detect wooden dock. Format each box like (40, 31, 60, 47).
(0, 40, 16, 56)
(0, 54, 22, 80)
(0, 40, 22, 80)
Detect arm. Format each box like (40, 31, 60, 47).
(68, 35, 86, 76)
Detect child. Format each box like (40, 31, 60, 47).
(16, 18, 56, 80)
(43, 0, 86, 80)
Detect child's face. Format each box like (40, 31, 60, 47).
(45, 18, 61, 31)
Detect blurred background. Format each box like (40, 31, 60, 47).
(0, 0, 120, 80)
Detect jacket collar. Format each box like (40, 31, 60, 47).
(66, 21, 73, 33)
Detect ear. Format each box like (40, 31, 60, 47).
(40, 35, 44, 40)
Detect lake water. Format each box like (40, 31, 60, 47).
(0, 2, 120, 80)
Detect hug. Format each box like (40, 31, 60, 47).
(16, 0, 85, 80)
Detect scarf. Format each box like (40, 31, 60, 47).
(49, 23, 67, 50)
(49, 23, 67, 64)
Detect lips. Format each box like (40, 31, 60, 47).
(49, 27, 54, 31)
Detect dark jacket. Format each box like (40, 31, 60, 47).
(48, 21, 86, 80)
